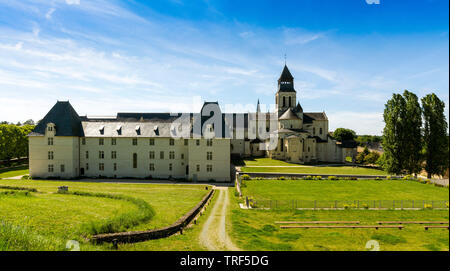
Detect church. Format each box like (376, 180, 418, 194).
(28, 65, 356, 182)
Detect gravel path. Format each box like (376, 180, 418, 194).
(199, 187, 240, 251)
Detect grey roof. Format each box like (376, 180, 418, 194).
(279, 65, 294, 81)
(29, 101, 84, 136)
(82, 121, 186, 138)
(303, 112, 327, 123)
(279, 108, 300, 120)
(338, 140, 358, 149)
(293, 102, 303, 113)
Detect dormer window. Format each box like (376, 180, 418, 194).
(153, 126, 159, 136)
(135, 125, 141, 135)
(116, 125, 122, 135)
(99, 125, 105, 135)
(46, 123, 56, 134)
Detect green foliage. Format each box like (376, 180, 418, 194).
(332, 128, 356, 142)
(382, 91, 422, 174)
(0, 124, 35, 161)
(356, 147, 370, 164)
(421, 93, 449, 178)
(355, 135, 382, 146)
(241, 174, 251, 180)
(364, 152, 380, 165)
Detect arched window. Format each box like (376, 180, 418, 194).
(288, 96, 292, 107)
(320, 128, 323, 135)
(282, 96, 286, 107)
(133, 153, 137, 169)
(313, 127, 316, 135)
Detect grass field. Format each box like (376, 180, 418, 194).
(241, 166, 389, 175)
(0, 179, 210, 251)
(230, 180, 449, 251)
(243, 158, 307, 167)
(0, 165, 29, 179)
(241, 179, 450, 201)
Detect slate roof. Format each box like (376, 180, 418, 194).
(303, 112, 327, 124)
(279, 108, 300, 120)
(279, 65, 294, 81)
(29, 101, 84, 136)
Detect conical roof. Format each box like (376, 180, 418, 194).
(279, 65, 294, 81)
(279, 108, 300, 120)
(30, 101, 84, 136)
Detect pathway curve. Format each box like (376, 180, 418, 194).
(199, 187, 240, 251)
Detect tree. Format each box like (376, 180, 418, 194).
(402, 90, 422, 175)
(333, 128, 356, 142)
(421, 93, 449, 178)
(23, 119, 35, 125)
(382, 93, 407, 174)
(356, 147, 370, 164)
(364, 152, 380, 165)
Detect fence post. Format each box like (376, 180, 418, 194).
(412, 200, 414, 209)
(393, 200, 395, 210)
(335, 200, 337, 209)
(432, 201, 434, 209)
(401, 200, 403, 210)
(314, 200, 317, 210)
(357, 200, 359, 209)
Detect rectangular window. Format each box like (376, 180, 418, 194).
(160, 151, 164, 159)
(149, 138, 155, 145)
(169, 163, 173, 171)
(207, 139, 213, 146)
(169, 151, 175, 160)
(184, 139, 188, 146)
(99, 151, 104, 159)
(149, 163, 155, 171)
(99, 138, 104, 145)
(48, 126, 53, 132)
(170, 138, 175, 146)
(86, 151, 89, 159)
(207, 152, 213, 160)
(132, 138, 138, 145)
(111, 151, 117, 159)
(196, 165, 200, 172)
(81, 138, 86, 145)
(149, 151, 155, 159)
(99, 163, 104, 171)
(196, 140, 200, 146)
(86, 163, 89, 170)
(111, 138, 117, 145)
(207, 165, 213, 172)
(133, 153, 137, 169)
(48, 138, 53, 146)
(48, 151, 54, 160)
(60, 164, 65, 173)
(181, 153, 184, 159)
(48, 164, 54, 173)
(113, 163, 117, 171)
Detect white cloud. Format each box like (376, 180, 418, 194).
(65, 0, 80, 5)
(45, 8, 56, 19)
(328, 111, 384, 135)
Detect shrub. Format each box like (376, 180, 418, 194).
(241, 174, 251, 180)
(278, 176, 286, 180)
(424, 204, 433, 209)
(362, 204, 370, 209)
(314, 176, 322, 180)
(386, 176, 392, 180)
(303, 175, 313, 180)
(328, 176, 338, 180)
(375, 177, 382, 181)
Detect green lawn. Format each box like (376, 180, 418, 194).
(244, 158, 306, 167)
(230, 180, 449, 251)
(0, 165, 29, 179)
(241, 166, 388, 175)
(230, 205, 449, 251)
(241, 179, 449, 201)
(0, 179, 210, 251)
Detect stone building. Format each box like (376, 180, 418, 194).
(28, 65, 356, 181)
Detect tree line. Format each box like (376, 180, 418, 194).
(381, 91, 448, 178)
(0, 122, 36, 162)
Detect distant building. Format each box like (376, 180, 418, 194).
(28, 65, 356, 181)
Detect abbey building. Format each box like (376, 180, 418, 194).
(28, 65, 356, 182)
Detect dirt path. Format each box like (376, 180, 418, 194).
(199, 187, 240, 251)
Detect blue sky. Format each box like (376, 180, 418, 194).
(0, 0, 448, 135)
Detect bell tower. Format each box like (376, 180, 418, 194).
(275, 65, 297, 113)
